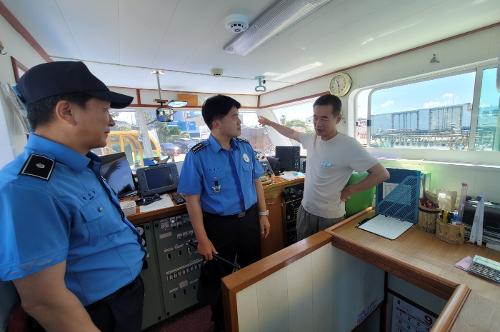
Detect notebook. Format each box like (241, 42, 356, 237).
(357, 214, 413, 240)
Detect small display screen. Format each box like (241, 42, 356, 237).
(100, 153, 136, 197)
(144, 166, 175, 190)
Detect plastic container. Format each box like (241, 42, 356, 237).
(120, 200, 137, 216)
(436, 220, 465, 244)
(418, 205, 440, 233)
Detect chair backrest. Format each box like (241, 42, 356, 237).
(345, 172, 375, 217)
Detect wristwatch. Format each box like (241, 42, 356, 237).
(258, 210, 269, 216)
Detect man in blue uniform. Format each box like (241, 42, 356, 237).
(0, 61, 145, 332)
(178, 95, 270, 331)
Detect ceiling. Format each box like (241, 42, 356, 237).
(3, 0, 500, 94)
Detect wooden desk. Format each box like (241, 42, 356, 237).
(325, 211, 500, 332)
(127, 176, 304, 223)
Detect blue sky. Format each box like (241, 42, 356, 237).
(371, 68, 499, 115)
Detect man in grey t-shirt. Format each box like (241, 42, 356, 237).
(259, 94, 389, 240)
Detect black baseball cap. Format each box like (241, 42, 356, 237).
(16, 61, 133, 109)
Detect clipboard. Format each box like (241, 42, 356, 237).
(357, 214, 413, 240)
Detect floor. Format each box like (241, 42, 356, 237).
(145, 305, 215, 332)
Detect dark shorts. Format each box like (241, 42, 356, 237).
(296, 205, 344, 241)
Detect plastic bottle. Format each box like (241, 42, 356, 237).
(457, 183, 468, 223)
(469, 196, 484, 246)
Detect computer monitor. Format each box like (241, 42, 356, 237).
(136, 163, 179, 197)
(100, 152, 136, 198)
(265, 156, 280, 176)
(275, 146, 301, 172)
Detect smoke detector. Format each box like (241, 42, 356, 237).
(211, 68, 223, 76)
(225, 14, 249, 34)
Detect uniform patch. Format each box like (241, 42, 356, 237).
(19, 154, 55, 180)
(191, 141, 208, 153)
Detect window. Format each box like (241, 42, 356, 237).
(369, 72, 476, 150)
(94, 109, 210, 168)
(271, 100, 315, 155)
(93, 108, 272, 167)
(474, 67, 500, 151)
(239, 111, 274, 155)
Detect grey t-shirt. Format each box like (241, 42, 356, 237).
(298, 133, 378, 218)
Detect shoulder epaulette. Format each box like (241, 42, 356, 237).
(19, 154, 55, 181)
(235, 137, 250, 145)
(191, 141, 208, 153)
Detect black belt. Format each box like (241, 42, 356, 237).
(204, 204, 257, 220)
(86, 275, 142, 309)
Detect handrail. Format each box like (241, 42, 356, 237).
(431, 284, 470, 332)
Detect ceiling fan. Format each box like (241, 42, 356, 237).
(151, 70, 187, 123)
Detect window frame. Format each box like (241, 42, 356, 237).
(10, 56, 28, 83)
(359, 60, 500, 165)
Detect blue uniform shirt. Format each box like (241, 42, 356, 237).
(178, 135, 264, 216)
(0, 134, 145, 306)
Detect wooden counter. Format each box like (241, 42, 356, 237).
(128, 176, 304, 224)
(223, 209, 500, 331)
(128, 203, 187, 224)
(326, 211, 500, 332)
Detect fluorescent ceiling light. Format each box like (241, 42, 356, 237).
(361, 37, 374, 46)
(273, 61, 323, 80)
(224, 0, 332, 56)
(167, 100, 188, 108)
(262, 72, 281, 77)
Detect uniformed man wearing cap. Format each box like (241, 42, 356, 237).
(0, 61, 145, 332)
(177, 95, 270, 331)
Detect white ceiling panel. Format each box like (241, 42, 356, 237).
(54, 0, 120, 62)
(152, 0, 276, 74)
(119, 0, 181, 67)
(3, 0, 500, 94)
(82, 60, 289, 93)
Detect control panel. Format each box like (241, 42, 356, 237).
(283, 184, 304, 246)
(153, 213, 202, 317)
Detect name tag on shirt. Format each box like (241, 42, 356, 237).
(320, 161, 333, 168)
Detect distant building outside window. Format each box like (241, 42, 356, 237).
(369, 72, 476, 150)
